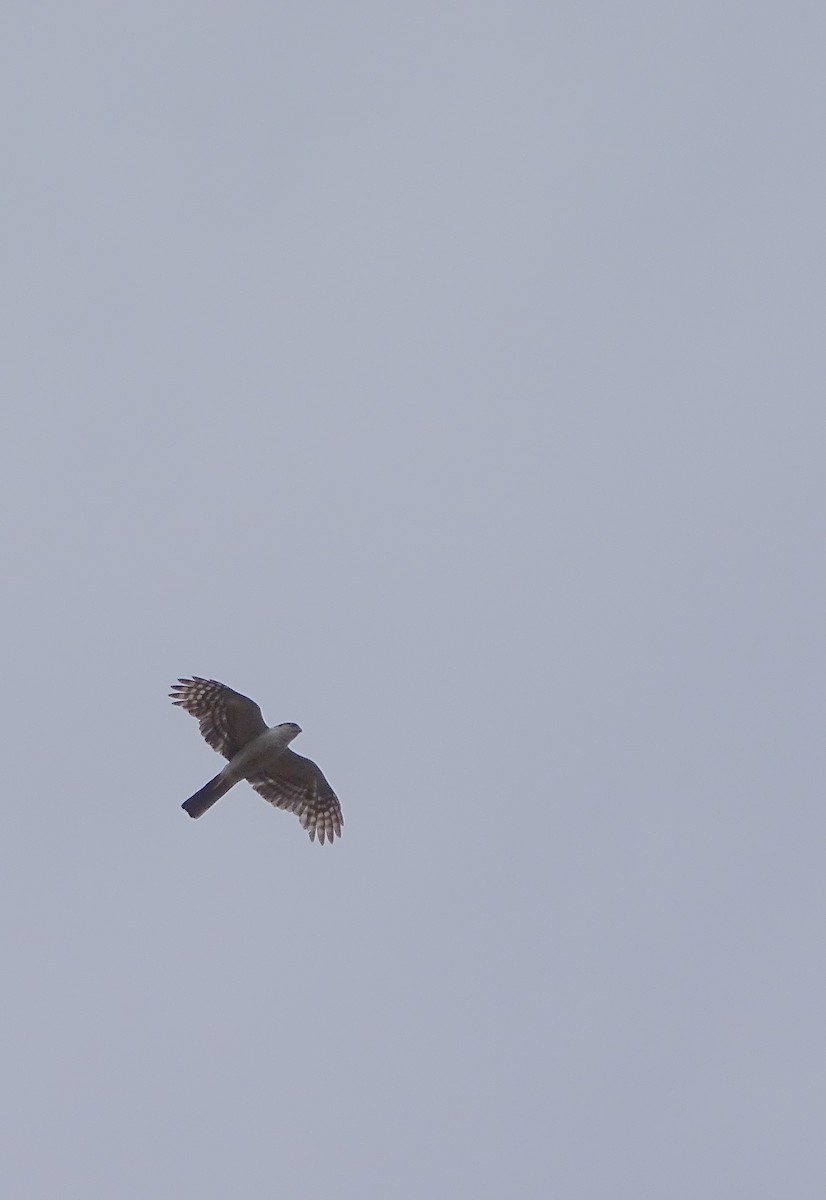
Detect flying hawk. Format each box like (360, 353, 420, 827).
(171, 677, 343, 844)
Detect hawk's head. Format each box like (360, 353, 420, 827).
(278, 721, 302, 740)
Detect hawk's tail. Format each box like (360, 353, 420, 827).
(182, 773, 230, 819)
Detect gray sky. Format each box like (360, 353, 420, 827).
(2, 3, 824, 1196)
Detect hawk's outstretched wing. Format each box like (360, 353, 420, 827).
(170, 677, 267, 760)
(248, 750, 344, 845)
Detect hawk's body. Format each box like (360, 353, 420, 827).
(171, 677, 343, 844)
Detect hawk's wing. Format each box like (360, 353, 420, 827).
(248, 750, 344, 844)
(170, 677, 267, 760)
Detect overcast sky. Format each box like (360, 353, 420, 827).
(2, 4, 824, 1197)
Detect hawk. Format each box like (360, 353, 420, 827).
(171, 677, 343, 844)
